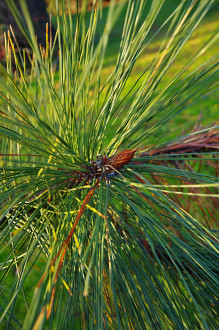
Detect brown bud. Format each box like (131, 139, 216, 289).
(108, 149, 137, 170)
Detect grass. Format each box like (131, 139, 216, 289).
(0, 249, 46, 327)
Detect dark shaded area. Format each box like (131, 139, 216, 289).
(0, 0, 116, 62)
(0, 0, 54, 60)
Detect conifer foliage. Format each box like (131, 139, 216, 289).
(0, 0, 218, 328)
